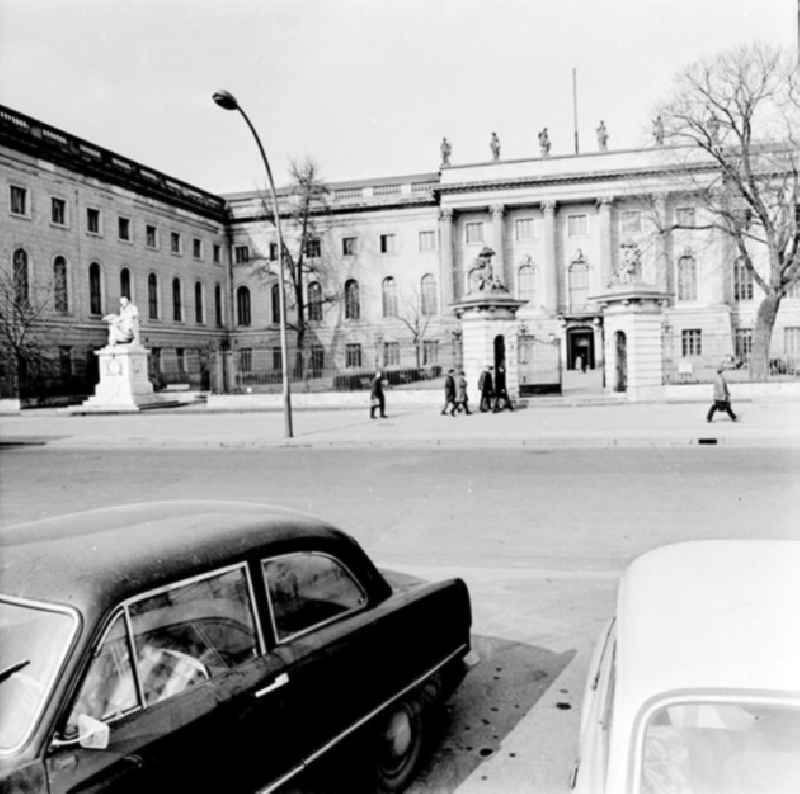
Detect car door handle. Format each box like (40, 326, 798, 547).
(255, 672, 289, 698)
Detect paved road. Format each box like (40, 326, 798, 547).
(2, 446, 798, 793)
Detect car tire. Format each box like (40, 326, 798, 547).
(372, 696, 425, 793)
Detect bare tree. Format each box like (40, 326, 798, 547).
(656, 42, 800, 379)
(397, 290, 433, 369)
(258, 158, 338, 376)
(0, 269, 54, 397)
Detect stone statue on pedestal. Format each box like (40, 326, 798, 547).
(468, 246, 506, 293)
(104, 297, 140, 346)
(612, 243, 642, 286)
(440, 136, 452, 167)
(490, 132, 501, 161)
(596, 120, 609, 151)
(538, 128, 551, 157)
(652, 115, 665, 145)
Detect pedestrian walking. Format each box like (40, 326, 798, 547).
(441, 369, 457, 416)
(493, 364, 513, 412)
(478, 364, 494, 412)
(369, 369, 386, 419)
(455, 370, 472, 414)
(706, 365, 737, 422)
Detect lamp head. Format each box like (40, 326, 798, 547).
(212, 90, 239, 111)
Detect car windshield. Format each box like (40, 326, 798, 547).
(641, 701, 800, 794)
(0, 598, 77, 751)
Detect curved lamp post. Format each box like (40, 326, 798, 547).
(213, 90, 293, 437)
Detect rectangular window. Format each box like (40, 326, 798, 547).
(146, 224, 158, 249)
(305, 238, 321, 258)
(239, 347, 252, 373)
(272, 347, 283, 372)
(681, 329, 703, 357)
(342, 237, 356, 256)
(383, 342, 400, 367)
(170, 232, 181, 255)
(51, 197, 66, 226)
(10, 185, 27, 215)
(734, 260, 754, 302)
(567, 214, 588, 237)
(465, 222, 483, 245)
(213, 244, 220, 264)
(118, 217, 131, 241)
(735, 328, 753, 363)
(785, 327, 800, 367)
(423, 340, 439, 366)
(310, 346, 324, 376)
(675, 207, 696, 227)
(58, 346, 72, 378)
(269, 242, 279, 261)
(87, 208, 101, 234)
(419, 231, 436, 251)
(620, 210, 642, 236)
(234, 245, 249, 264)
(379, 233, 397, 254)
(345, 343, 362, 368)
(193, 238, 202, 259)
(514, 218, 535, 240)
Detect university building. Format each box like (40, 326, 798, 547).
(2, 103, 799, 401)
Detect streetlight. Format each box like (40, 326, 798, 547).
(213, 89, 293, 437)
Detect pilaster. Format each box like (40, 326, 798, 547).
(439, 208, 455, 306)
(654, 193, 668, 292)
(541, 201, 558, 313)
(490, 204, 505, 284)
(596, 196, 614, 291)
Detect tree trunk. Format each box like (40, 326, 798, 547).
(414, 340, 421, 369)
(294, 282, 305, 378)
(749, 291, 781, 380)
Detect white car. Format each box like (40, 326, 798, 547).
(572, 540, 800, 794)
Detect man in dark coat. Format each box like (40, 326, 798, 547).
(455, 370, 471, 415)
(441, 369, 456, 416)
(370, 370, 386, 419)
(478, 365, 494, 413)
(493, 364, 513, 412)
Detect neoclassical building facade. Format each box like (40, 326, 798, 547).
(2, 103, 799, 399)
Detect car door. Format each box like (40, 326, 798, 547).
(47, 563, 292, 793)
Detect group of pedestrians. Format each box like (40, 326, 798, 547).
(441, 364, 514, 416)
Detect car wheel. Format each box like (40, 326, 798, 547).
(373, 697, 424, 793)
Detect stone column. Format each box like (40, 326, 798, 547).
(439, 208, 455, 305)
(654, 193, 668, 292)
(541, 201, 558, 314)
(490, 204, 505, 284)
(596, 196, 614, 291)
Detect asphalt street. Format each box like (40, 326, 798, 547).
(1, 446, 798, 793)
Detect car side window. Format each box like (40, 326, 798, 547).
(65, 612, 138, 736)
(263, 552, 367, 641)
(128, 565, 259, 706)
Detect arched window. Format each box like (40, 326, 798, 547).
(12, 249, 28, 305)
(271, 283, 281, 325)
(172, 277, 182, 322)
(420, 273, 437, 316)
(677, 254, 697, 301)
(120, 267, 131, 301)
(214, 283, 223, 327)
(148, 273, 158, 319)
(89, 262, 102, 315)
(194, 281, 203, 324)
(568, 260, 589, 312)
(382, 277, 397, 318)
(307, 281, 322, 321)
(237, 285, 251, 326)
(345, 279, 360, 320)
(518, 264, 535, 303)
(54, 256, 68, 313)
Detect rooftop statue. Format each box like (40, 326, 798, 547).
(440, 136, 452, 167)
(596, 120, 609, 151)
(652, 114, 665, 145)
(538, 127, 551, 157)
(104, 297, 140, 347)
(490, 132, 501, 161)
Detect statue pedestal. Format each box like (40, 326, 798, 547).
(77, 344, 166, 412)
(453, 290, 527, 403)
(592, 283, 669, 399)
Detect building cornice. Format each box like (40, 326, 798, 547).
(0, 104, 227, 222)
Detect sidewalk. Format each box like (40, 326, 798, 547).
(2, 399, 799, 450)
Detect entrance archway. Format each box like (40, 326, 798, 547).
(615, 331, 627, 392)
(494, 334, 505, 371)
(567, 327, 594, 371)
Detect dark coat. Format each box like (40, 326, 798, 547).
(456, 376, 468, 402)
(478, 369, 493, 395)
(444, 373, 456, 400)
(495, 368, 507, 393)
(370, 376, 384, 399)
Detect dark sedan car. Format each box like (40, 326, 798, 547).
(0, 501, 473, 793)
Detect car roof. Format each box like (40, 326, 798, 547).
(0, 501, 346, 618)
(615, 539, 800, 709)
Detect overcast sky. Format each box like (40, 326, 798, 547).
(0, 0, 792, 194)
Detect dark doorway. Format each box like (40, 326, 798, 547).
(85, 348, 100, 391)
(494, 335, 506, 371)
(615, 331, 627, 392)
(567, 328, 594, 371)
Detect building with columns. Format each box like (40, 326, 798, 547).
(3, 103, 800, 400)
